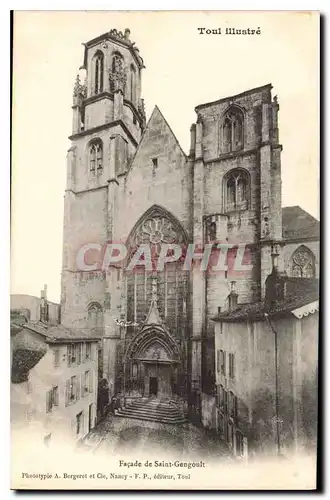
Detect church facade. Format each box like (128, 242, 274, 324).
(60, 28, 319, 407)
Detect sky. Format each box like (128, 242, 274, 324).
(11, 11, 319, 303)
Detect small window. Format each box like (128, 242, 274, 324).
(229, 353, 235, 379)
(46, 386, 59, 413)
(152, 158, 158, 168)
(85, 343, 92, 360)
(66, 376, 80, 405)
(74, 343, 82, 365)
(83, 371, 90, 395)
(76, 411, 83, 436)
(220, 350, 226, 375)
(229, 391, 237, 420)
(67, 344, 75, 366)
(53, 349, 60, 368)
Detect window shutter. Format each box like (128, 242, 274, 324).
(76, 376, 80, 400)
(46, 391, 50, 413)
(65, 380, 70, 406)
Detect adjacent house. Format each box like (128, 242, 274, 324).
(213, 254, 319, 460)
(11, 285, 61, 325)
(11, 321, 100, 447)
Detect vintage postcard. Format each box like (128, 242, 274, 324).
(11, 10, 320, 490)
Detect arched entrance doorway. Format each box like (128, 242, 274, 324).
(124, 302, 181, 400)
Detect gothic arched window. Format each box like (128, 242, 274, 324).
(224, 169, 249, 212)
(289, 246, 316, 278)
(221, 106, 244, 154)
(87, 303, 103, 331)
(130, 64, 136, 104)
(93, 51, 104, 95)
(89, 139, 103, 174)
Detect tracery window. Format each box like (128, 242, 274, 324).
(89, 140, 103, 174)
(224, 169, 249, 212)
(221, 107, 244, 154)
(94, 51, 104, 95)
(289, 246, 316, 278)
(88, 303, 103, 331)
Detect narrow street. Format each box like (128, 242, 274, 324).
(84, 411, 233, 463)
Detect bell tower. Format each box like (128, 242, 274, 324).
(61, 30, 146, 389)
(70, 28, 146, 182)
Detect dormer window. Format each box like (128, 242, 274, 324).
(221, 106, 244, 154)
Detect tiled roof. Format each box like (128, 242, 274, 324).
(11, 348, 46, 383)
(46, 324, 101, 343)
(213, 278, 319, 323)
(282, 206, 319, 240)
(12, 321, 101, 343)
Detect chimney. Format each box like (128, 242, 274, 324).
(228, 281, 238, 311)
(265, 245, 286, 305)
(40, 284, 49, 323)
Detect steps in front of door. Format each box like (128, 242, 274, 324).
(115, 398, 186, 425)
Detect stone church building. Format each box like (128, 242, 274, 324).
(60, 29, 319, 409)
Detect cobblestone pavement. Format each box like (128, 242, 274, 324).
(85, 413, 234, 463)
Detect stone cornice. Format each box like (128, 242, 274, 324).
(83, 92, 144, 128)
(203, 142, 282, 165)
(195, 83, 272, 112)
(69, 119, 138, 147)
(65, 185, 108, 196)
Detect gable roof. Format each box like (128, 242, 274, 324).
(12, 321, 101, 343)
(282, 206, 319, 240)
(127, 105, 187, 172)
(11, 348, 46, 384)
